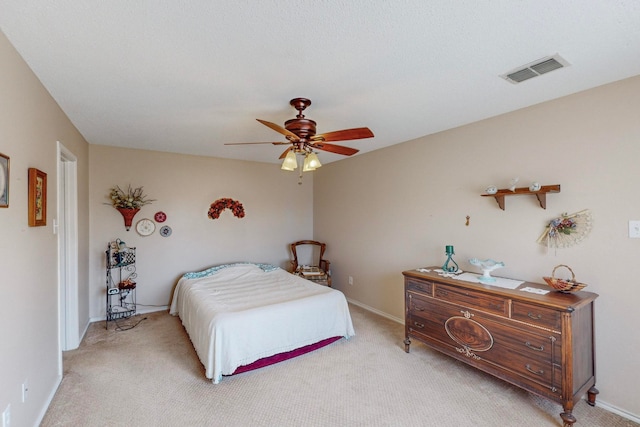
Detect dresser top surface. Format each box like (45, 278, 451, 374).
(403, 267, 598, 310)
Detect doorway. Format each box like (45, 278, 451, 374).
(57, 141, 79, 360)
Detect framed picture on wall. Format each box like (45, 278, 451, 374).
(0, 153, 8, 208)
(28, 167, 47, 226)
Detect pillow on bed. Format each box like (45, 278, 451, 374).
(182, 262, 279, 279)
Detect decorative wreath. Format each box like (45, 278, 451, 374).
(208, 198, 245, 220)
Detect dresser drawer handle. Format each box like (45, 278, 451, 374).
(413, 306, 426, 312)
(527, 312, 542, 320)
(525, 342, 545, 352)
(413, 322, 425, 329)
(525, 364, 544, 376)
(436, 290, 448, 297)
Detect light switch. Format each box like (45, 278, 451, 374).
(629, 220, 640, 238)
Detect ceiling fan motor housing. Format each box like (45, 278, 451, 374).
(285, 117, 317, 139)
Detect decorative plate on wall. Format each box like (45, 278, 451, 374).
(136, 218, 156, 236)
(154, 211, 167, 222)
(159, 225, 172, 237)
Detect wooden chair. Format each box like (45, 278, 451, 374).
(289, 240, 332, 287)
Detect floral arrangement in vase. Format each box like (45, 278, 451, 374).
(106, 185, 155, 209)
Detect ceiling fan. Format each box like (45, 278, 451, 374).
(225, 98, 374, 166)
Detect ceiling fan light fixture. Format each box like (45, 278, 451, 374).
(303, 152, 322, 171)
(281, 150, 297, 171)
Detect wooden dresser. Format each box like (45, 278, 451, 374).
(403, 268, 598, 427)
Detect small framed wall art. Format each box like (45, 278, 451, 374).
(28, 167, 47, 226)
(0, 153, 9, 208)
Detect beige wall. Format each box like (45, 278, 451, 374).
(314, 75, 640, 419)
(3, 22, 640, 423)
(89, 145, 314, 319)
(0, 31, 90, 426)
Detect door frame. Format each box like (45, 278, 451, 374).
(57, 141, 79, 360)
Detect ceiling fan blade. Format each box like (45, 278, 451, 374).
(256, 119, 300, 141)
(278, 147, 293, 159)
(312, 127, 374, 142)
(224, 141, 289, 146)
(309, 142, 359, 156)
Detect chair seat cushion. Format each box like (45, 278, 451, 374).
(305, 272, 329, 282)
(294, 267, 330, 285)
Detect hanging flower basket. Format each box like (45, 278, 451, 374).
(117, 207, 140, 231)
(105, 185, 155, 231)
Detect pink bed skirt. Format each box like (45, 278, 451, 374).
(230, 336, 342, 376)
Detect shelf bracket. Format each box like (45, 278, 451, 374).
(535, 193, 547, 209)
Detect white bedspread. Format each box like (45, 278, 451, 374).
(169, 263, 355, 383)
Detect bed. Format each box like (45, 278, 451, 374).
(169, 262, 355, 383)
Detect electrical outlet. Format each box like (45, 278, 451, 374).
(2, 404, 10, 427)
(348, 276, 353, 285)
(22, 380, 28, 403)
(629, 220, 640, 238)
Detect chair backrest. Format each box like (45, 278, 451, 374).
(290, 240, 326, 269)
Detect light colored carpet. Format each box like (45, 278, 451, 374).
(42, 304, 637, 427)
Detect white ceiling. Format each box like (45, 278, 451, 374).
(1, 1, 640, 164)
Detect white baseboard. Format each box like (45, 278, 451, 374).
(346, 298, 403, 324)
(89, 305, 168, 324)
(596, 399, 640, 424)
(35, 373, 62, 427)
(79, 318, 91, 342)
(137, 305, 169, 315)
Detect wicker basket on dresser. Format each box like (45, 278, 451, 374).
(403, 268, 599, 427)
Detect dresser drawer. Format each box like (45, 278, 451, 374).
(407, 296, 463, 345)
(407, 292, 431, 318)
(406, 278, 432, 295)
(488, 324, 561, 365)
(407, 313, 450, 342)
(506, 354, 557, 387)
(479, 318, 561, 386)
(508, 364, 563, 400)
(512, 301, 562, 331)
(434, 283, 508, 316)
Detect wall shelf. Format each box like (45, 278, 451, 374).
(481, 184, 560, 210)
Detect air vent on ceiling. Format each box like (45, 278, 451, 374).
(500, 54, 570, 84)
